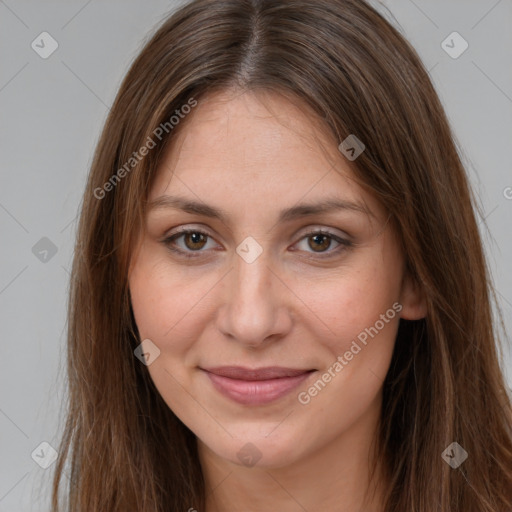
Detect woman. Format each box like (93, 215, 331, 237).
(51, 0, 512, 510)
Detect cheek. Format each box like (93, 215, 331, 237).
(291, 255, 402, 356)
(129, 249, 214, 350)
(293, 269, 400, 428)
(294, 245, 403, 419)
(129, 250, 225, 432)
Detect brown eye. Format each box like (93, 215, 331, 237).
(293, 229, 352, 259)
(162, 229, 216, 258)
(183, 232, 208, 250)
(307, 233, 332, 252)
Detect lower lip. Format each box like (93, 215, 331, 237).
(203, 370, 314, 405)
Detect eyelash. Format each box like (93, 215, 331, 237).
(161, 227, 352, 260)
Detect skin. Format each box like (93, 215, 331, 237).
(128, 88, 426, 512)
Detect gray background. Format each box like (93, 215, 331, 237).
(0, 0, 511, 509)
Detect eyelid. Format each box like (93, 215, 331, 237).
(164, 224, 213, 237)
(294, 224, 350, 240)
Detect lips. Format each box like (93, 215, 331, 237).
(203, 366, 313, 380)
(201, 366, 316, 405)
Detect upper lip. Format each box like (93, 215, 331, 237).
(202, 366, 315, 381)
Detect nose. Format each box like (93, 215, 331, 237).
(216, 250, 293, 349)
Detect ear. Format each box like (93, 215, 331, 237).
(399, 271, 427, 320)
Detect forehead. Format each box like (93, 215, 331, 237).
(149, 89, 383, 221)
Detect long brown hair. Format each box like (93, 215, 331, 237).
(51, 0, 512, 510)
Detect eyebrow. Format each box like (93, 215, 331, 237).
(147, 194, 373, 223)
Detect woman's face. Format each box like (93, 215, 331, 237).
(128, 89, 423, 468)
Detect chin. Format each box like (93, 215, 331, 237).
(198, 424, 310, 469)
